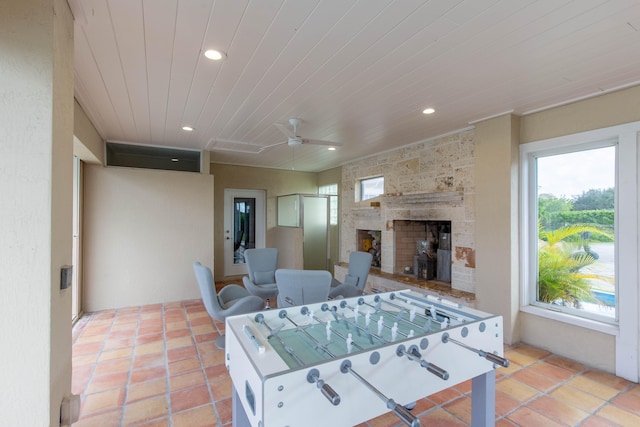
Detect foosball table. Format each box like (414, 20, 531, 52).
(225, 290, 509, 427)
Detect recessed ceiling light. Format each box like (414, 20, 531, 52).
(204, 49, 226, 61)
(181, 126, 194, 131)
(422, 108, 435, 115)
(328, 147, 336, 151)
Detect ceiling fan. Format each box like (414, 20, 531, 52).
(273, 117, 342, 149)
(207, 117, 341, 154)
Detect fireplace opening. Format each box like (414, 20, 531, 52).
(393, 220, 451, 283)
(356, 229, 381, 267)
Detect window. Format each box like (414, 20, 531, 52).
(319, 184, 338, 225)
(525, 143, 616, 323)
(520, 122, 639, 335)
(359, 176, 384, 201)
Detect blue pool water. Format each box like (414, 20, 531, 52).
(592, 290, 615, 307)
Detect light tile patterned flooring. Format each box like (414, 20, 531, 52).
(72, 299, 640, 427)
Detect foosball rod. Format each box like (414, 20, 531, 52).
(356, 306, 416, 340)
(279, 310, 336, 358)
(340, 360, 420, 427)
(441, 333, 510, 367)
(300, 307, 365, 352)
(396, 344, 449, 380)
(359, 298, 427, 331)
(254, 313, 305, 367)
(307, 368, 341, 406)
(383, 294, 435, 324)
(316, 303, 360, 337)
(337, 299, 407, 338)
(385, 294, 452, 328)
(327, 303, 387, 344)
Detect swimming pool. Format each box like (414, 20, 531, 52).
(592, 290, 615, 307)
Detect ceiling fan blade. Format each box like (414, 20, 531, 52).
(274, 122, 294, 138)
(206, 138, 285, 154)
(302, 138, 343, 147)
(261, 140, 289, 150)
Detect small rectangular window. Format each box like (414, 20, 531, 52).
(359, 176, 384, 201)
(319, 184, 338, 225)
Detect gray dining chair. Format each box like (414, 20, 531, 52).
(275, 269, 332, 307)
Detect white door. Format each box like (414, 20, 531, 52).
(71, 156, 81, 321)
(224, 189, 266, 276)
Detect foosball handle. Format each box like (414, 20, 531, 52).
(318, 380, 341, 406)
(307, 368, 341, 406)
(420, 361, 449, 380)
(482, 351, 510, 368)
(387, 399, 420, 427)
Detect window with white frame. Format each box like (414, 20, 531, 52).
(523, 142, 616, 324)
(319, 184, 338, 225)
(359, 176, 384, 201)
(520, 122, 639, 334)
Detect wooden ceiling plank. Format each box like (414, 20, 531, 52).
(205, 0, 322, 142)
(78, 0, 138, 141)
(193, 1, 284, 141)
(163, 0, 214, 148)
(143, 0, 179, 144)
(108, 0, 151, 144)
(180, 0, 249, 147)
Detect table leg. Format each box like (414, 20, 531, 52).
(471, 369, 496, 427)
(232, 384, 252, 427)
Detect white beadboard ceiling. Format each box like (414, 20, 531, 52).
(69, 0, 640, 172)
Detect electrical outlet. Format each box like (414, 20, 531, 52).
(60, 265, 73, 290)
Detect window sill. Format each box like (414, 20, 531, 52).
(520, 304, 619, 336)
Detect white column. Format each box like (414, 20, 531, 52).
(0, 0, 74, 425)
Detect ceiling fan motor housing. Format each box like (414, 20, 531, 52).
(288, 136, 303, 146)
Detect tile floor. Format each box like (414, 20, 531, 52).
(72, 299, 640, 427)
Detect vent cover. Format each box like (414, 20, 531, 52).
(106, 142, 201, 173)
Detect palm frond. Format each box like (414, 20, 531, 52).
(537, 223, 613, 307)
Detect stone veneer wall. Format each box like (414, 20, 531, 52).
(340, 129, 476, 293)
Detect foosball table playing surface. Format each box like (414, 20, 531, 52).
(225, 290, 509, 427)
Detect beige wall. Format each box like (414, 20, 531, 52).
(210, 163, 318, 280)
(512, 86, 640, 372)
(473, 85, 640, 372)
(0, 0, 74, 424)
(474, 114, 520, 344)
(83, 165, 214, 311)
(475, 110, 616, 369)
(74, 98, 104, 164)
(521, 85, 640, 144)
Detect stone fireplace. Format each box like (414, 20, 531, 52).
(346, 191, 473, 292)
(340, 128, 476, 294)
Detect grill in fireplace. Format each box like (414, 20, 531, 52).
(393, 220, 451, 283)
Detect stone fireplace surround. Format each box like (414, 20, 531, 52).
(348, 191, 471, 288)
(340, 129, 476, 295)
